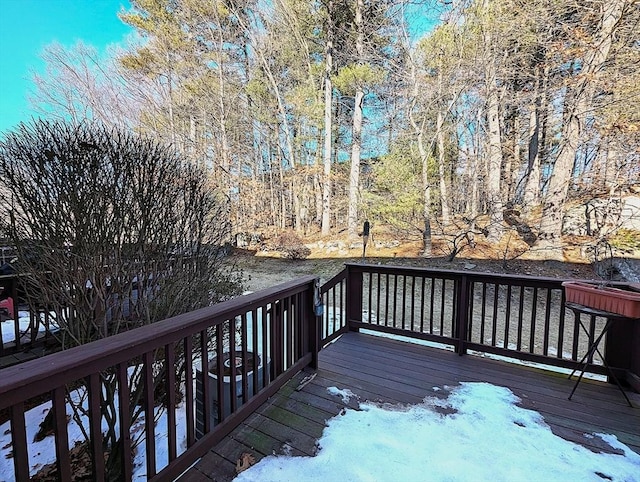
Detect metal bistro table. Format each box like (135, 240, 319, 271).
(566, 302, 635, 408)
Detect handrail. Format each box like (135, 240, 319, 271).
(0, 275, 319, 481)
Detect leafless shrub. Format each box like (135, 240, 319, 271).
(274, 231, 311, 259)
(0, 119, 243, 478)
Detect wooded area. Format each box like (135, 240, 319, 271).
(25, 0, 640, 258)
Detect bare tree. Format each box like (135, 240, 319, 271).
(538, 0, 631, 257)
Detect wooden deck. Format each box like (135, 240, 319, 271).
(180, 331, 640, 481)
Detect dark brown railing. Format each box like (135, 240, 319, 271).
(2, 263, 638, 481)
(0, 276, 319, 481)
(319, 269, 348, 344)
(0, 273, 60, 357)
(340, 263, 638, 385)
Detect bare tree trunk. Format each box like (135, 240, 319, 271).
(268, 140, 277, 227)
(523, 102, 541, 211)
(436, 108, 451, 224)
(421, 127, 433, 257)
(205, 18, 231, 189)
(485, 73, 504, 242)
(406, 48, 432, 256)
(279, 155, 286, 229)
(188, 115, 196, 158)
(470, 106, 483, 228)
(480, 0, 505, 243)
(509, 111, 520, 201)
(347, 0, 364, 239)
(523, 63, 549, 214)
(321, 2, 334, 236)
(165, 65, 176, 147)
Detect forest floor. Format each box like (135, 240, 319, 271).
(228, 239, 603, 293)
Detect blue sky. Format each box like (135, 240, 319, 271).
(0, 0, 132, 134)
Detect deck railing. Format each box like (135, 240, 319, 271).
(337, 263, 639, 387)
(318, 269, 348, 344)
(2, 263, 638, 481)
(0, 276, 319, 481)
(0, 273, 62, 357)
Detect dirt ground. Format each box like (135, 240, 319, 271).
(226, 245, 600, 293)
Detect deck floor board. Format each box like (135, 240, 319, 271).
(180, 332, 640, 481)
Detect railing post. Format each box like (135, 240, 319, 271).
(605, 317, 638, 391)
(272, 300, 284, 377)
(346, 265, 363, 332)
(455, 275, 470, 356)
(308, 279, 320, 370)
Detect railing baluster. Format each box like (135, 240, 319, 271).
(143, 351, 157, 476)
(339, 280, 344, 330)
(480, 282, 487, 344)
(10, 402, 29, 481)
(241, 312, 249, 404)
(439, 278, 446, 335)
(252, 308, 259, 396)
(410, 276, 416, 331)
(297, 292, 304, 359)
(286, 297, 292, 367)
(184, 336, 195, 448)
(504, 285, 512, 349)
(557, 290, 566, 359)
(331, 287, 336, 334)
(321, 291, 327, 339)
(229, 321, 238, 414)
(420, 276, 426, 333)
(86, 373, 105, 481)
(261, 305, 269, 388)
(517, 285, 525, 351)
(543, 288, 552, 356)
(273, 303, 283, 377)
(52, 386, 71, 481)
(116, 362, 133, 480)
(166, 343, 177, 463)
(216, 323, 225, 423)
(376, 272, 381, 325)
(367, 272, 373, 323)
(200, 329, 211, 434)
(571, 310, 580, 361)
(392, 274, 398, 328)
(588, 315, 596, 364)
(14, 305, 22, 350)
(293, 294, 300, 361)
(455, 275, 469, 355)
(468, 281, 475, 343)
(529, 287, 538, 353)
(451, 278, 457, 337)
(384, 273, 390, 326)
(429, 277, 435, 334)
(491, 283, 499, 347)
(401, 275, 407, 330)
